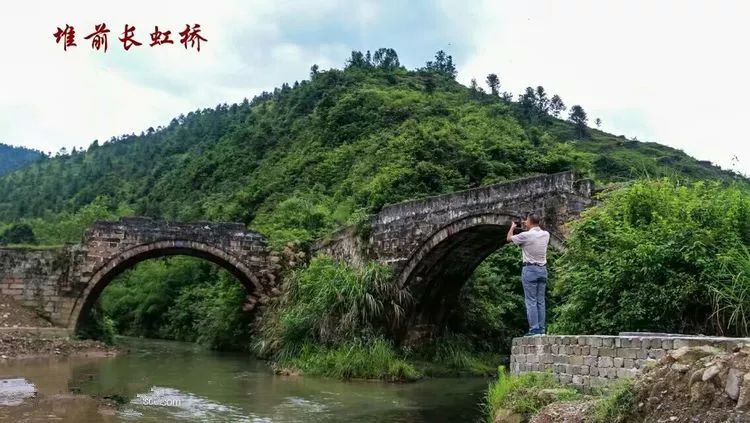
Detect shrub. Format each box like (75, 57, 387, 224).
(77, 303, 116, 344)
(0, 223, 36, 245)
(553, 179, 750, 336)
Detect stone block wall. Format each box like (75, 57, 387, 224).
(511, 334, 750, 390)
(0, 246, 82, 324)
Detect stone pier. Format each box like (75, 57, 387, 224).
(510, 334, 750, 390)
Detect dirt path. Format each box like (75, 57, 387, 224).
(0, 330, 118, 360)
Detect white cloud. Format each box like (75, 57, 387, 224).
(3, 0, 749, 177)
(0, 0, 350, 152)
(443, 0, 750, 175)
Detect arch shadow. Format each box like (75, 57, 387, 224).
(68, 240, 263, 332)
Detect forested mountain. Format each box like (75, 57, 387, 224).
(0, 143, 43, 177)
(0, 49, 740, 246)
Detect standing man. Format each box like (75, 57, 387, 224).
(506, 212, 550, 336)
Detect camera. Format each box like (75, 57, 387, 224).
(512, 220, 523, 233)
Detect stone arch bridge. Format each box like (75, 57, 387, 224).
(0, 219, 277, 331)
(0, 171, 593, 333)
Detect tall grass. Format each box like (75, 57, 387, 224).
(253, 255, 412, 362)
(590, 380, 636, 423)
(280, 338, 421, 382)
(710, 246, 750, 336)
(408, 333, 502, 377)
(483, 367, 580, 423)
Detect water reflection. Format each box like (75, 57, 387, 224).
(0, 337, 489, 422)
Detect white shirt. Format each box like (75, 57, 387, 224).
(510, 226, 550, 265)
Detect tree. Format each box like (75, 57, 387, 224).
(310, 64, 319, 78)
(535, 86, 549, 114)
(595, 118, 602, 128)
(345, 50, 370, 69)
(500, 92, 513, 103)
(518, 87, 538, 122)
(486, 73, 500, 96)
(569, 105, 588, 138)
(424, 50, 457, 78)
(469, 78, 480, 98)
(470, 78, 486, 99)
(549, 95, 566, 118)
(372, 48, 400, 70)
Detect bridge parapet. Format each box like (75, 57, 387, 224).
(374, 171, 591, 226)
(80, 217, 268, 276)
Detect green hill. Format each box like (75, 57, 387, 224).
(0, 50, 740, 246)
(0, 143, 43, 177)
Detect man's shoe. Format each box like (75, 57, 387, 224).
(523, 328, 543, 336)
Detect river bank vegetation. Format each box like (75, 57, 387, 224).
(483, 367, 636, 423)
(0, 49, 747, 383)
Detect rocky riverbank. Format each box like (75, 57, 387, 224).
(621, 344, 750, 422)
(492, 344, 750, 422)
(0, 330, 118, 360)
(0, 295, 118, 360)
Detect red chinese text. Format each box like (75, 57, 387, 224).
(179, 24, 207, 52)
(84, 23, 110, 52)
(53, 24, 77, 51)
(119, 24, 143, 51)
(54, 23, 205, 53)
(149, 26, 174, 46)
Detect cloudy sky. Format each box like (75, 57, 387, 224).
(1, 0, 748, 174)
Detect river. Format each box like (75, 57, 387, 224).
(0, 337, 490, 422)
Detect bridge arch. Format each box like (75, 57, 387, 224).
(398, 212, 564, 333)
(68, 239, 264, 332)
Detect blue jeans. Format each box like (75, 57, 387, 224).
(522, 265, 547, 331)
